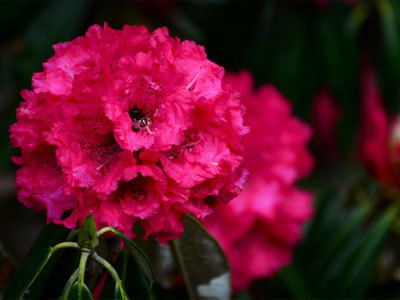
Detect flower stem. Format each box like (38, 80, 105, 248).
(51, 241, 80, 254)
(97, 227, 114, 237)
(60, 268, 79, 300)
(92, 252, 127, 298)
(78, 251, 90, 287)
(91, 252, 121, 284)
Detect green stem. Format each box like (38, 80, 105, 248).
(60, 268, 79, 300)
(97, 227, 114, 237)
(91, 252, 121, 284)
(92, 252, 127, 298)
(51, 241, 80, 254)
(78, 251, 90, 287)
(169, 239, 196, 300)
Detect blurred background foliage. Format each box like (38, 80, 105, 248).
(1, 0, 400, 299)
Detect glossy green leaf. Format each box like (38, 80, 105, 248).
(2, 247, 52, 300)
(99, 227, 154, 289)
(79, 212, 98, 250)
(170, 214, 231, 300)
(67, 282, 94, 300)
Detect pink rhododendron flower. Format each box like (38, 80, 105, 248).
(202, 71, 314, 292)
(9, 24, 247, 243)
(358, 57, 400, 185)
(311, 88, 341, 158)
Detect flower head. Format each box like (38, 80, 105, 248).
(203, 71, 314, 291)
(10, 24, 247, 243)
(311, 88, 341, 159)
(358, 56, 400, 185)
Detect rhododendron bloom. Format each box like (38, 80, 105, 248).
(311, 88, 341, 158)
(358, 57, 400, 185)
(203, 71, 314, 291)
(9, 24, 247, 243)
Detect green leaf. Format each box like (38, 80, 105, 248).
(170, 214, 231, 300)
(278, 265, 311, 299)
(309, 205, 395, 298)
(99, 227, 154, 289)
(234, 290, 253, 300)
(334, 207, 397, 298)
(68, 282, 94, 300)
(376, 0, 400, 112)
(2, 247, 52, 300)
(79, 212, 98, 250)
(310, 203, 371, 275)
(23, 225, 71, 299)
(300, 189, 348, 261)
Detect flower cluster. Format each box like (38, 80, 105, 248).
(9, 24, 247, 243)
(203, 71, 314, 291)
(358, 57, 400, 186)
(311, 88, 341, 159)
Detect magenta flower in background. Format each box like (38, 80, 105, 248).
(311, 88, 341, 159)
(9, 24, 248, 243)
(358, 57, 400, 185)
(203, 71, 314, 292)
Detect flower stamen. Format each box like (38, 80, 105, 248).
(186, 68, 202, 90)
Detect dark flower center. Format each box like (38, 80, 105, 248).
(129, 105, 153, 132)
(167, 129, 200, 159)
(129, 106, 144, 121)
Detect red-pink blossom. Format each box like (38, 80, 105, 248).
(358, 57, 399, 184)
(202, 71, 314, 292)
(9, 24, 247, 243)
(311, 88, 341, 158)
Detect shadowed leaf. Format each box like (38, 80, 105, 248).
(2, 247, 52, 300)
(170, 214, 231, 300)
